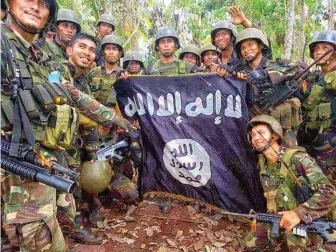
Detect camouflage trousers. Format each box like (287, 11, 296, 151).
(244, 223, 325, 251)
(2, 215, 66, 252)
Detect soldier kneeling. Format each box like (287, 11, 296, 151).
(245, 115, 336, 251)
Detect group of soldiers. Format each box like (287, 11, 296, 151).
(1, 0, 336, 251)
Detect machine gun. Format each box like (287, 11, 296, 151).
(1, 136, 78, 193)
(257, 48, 333, 110)
(221, 211, 336, 243)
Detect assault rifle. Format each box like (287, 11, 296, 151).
(97, 140, 129, 161)
(257, 48, 333, 110)
(221, 211, 336, 243)
(1, 137, 78, 193)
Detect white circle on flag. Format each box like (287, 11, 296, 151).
(163, 139, 211, 187)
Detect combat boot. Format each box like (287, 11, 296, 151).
(69, 228, 103, 245)
(89, 209, 107, 227)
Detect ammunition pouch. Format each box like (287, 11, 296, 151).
(303, 85, 332, 131)
(325, 71, 336, 92)
(42, 82, 70, 105)
(31, 84, 56, 112)
(18, 90, 40, 119)
(42, 104, 79, 151)
(270, 97, 301, 130)
(78, 114, 98, 129)
(91, 76, 116, 104)
(1, 99, 15, 131)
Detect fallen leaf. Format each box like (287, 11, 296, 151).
(205, 245, 211, 252)
(148, 242, 158, 246)
(124, 216, 136, 222)
(141, 222, 148, 226)
(194, 240, 204, 250)
(134, 226, 141, 231)
(203, 217, 218, 227)
(140, 244, 146, 249)
(129, 231, 139, 239)
(186, 205, 197, 214)
(105, 233, 112, 239)
(158, 247, 169, 252)
(218, 236, 233, 244)
(210, 214, 223, 221)
(206, 231, 217, 242)
(110, 235, 135, 244)
(101, 239, 109, 245)
(212, 242, 225, 248)
(144, 226, 154, 237)
(152, 225, 162, 233)
(167, 238, 177, 247)
(118, 228, 128, 234)
(196, 230, 205, 235)
(175, 230, 183, 239)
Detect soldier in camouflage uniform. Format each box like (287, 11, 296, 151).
(95, 14, 114, 66)
(35, 23, 57, 46)
(245, 115, 336, 251)
(89, 34, 124, 107)
(146, 26, 197, 75)
(36, 8, 81, 62)
(178, 44, 201, 67)
(50, 33, 108, 241)
(1, 0, 132, 249)
(234, 28, 305, 147)
(123, 51, 145, 75)
(199, 44, 220, 73)
(297, 31, 336, 185)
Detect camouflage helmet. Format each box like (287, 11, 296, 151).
(97, 13, 115, 31)
(211, 21, 238, 46)
(178, 44, 201, 60)
(200, 44, 221, 60)
(80, 161, 113, 194)
(101, 34, 124, 57)
(308, 31, 336, 59)
(234, 28, 270, 59)
(246, 114, 283, 143)
(123, 51, 144, 69)
(56, 8, 81, 33)
(155, 26, 180, 51)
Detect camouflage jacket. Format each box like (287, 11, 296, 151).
(146, 58, 196, 75)
(219, 53, 244, 72)
(1, 22, 57, 225)
(258, 146, 336, 224)
(88, 65, 120, 106)
(36, 38, 68, 63)
(297, 69, 336, 166)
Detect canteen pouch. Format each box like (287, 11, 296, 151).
(18, 90, 40, 119)
(31, 85, 56, 112)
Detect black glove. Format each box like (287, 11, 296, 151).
(247, 69, 271, 87)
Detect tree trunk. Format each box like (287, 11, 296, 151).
(328, 0, 335, 29)
(283, 0, 295, 59)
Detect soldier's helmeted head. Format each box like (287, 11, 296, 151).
(38, 23, 56, 41)
(211, 21, 238, 51)
(200, 44, 220, 67)
(123, 51, 144, 74)
(101, 34, 124, 65)
(6, 0, 58, 35)
(155, 26, 180, 58)
(234, 28, 270, 63)
(309, 31, 336, 66)
(66, 33, 97, 70)
(56, 8, 81, 45)
(246, 114, 283, 152)
(178, 44, 201, 66)
(97, 14, 114, 40)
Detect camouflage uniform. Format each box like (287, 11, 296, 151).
(147, 26, 197, 75)
(88, 65, 119, 106)
(95, 14, 115, 66)
(245, 116, 336, 251)
(297, 31, 336, 185)
(235, 28, 305, 147)
(1, 22, 67, 251)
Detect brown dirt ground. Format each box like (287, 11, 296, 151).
(66, 196, 251, 252)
